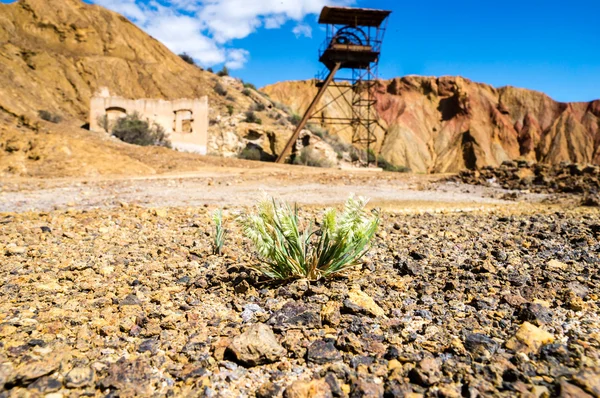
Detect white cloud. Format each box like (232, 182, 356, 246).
(91, 0, 354, 69)
(292, 23, 312, 38)
(225, 49, 250, 70)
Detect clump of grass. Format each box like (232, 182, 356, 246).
(239, 195, 379, 280)
(244, 111, 262, 124)
(212, 209, 225, 255)
(38, 110, 62, 123)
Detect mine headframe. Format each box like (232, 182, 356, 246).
(276, 6, 391, 165)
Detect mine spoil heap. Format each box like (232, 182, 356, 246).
(1, 204, 599, 396)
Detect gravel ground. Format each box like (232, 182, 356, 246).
(1, 195, 599, 397)
(0, 168, 550, 213)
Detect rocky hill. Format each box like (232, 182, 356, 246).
(263, 77, 600, 173)
(0, 0, 299, 177)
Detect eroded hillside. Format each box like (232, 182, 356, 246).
(0, 0, 298, 177)
(263, 77, 600, 172)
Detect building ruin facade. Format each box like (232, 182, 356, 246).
(90, 88, 209, 154)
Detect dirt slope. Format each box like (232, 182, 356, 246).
(0, 0, 298, 177)
(0, 0, 218, 119)
(263, 76, 600, 172)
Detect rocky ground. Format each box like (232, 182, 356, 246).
(1, 181, 599, 397)
(452, 161, 600, 206)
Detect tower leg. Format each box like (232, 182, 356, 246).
(276, 62, 342, 164)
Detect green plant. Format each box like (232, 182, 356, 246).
(217, 66, 229, 77)
(111, 112, 171, 148)
(38, 110, 62, 123)
(244, 111, 262, 124)
(250, 102, 266, 112)
(240, 195, 379, 280)
(243, 82, 257, 90)
(207, 67, 214, 73)
(239, 146, 262, 161)
(242, 88, 252, 96)
(179, 52, 195, 65)
(214, 82, 228, 96)
(288, 113, 302, 126)
(227, 104, 235, 116)
(212, 209, 225, 255)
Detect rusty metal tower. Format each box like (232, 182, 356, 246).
(276, 6, 391, 164)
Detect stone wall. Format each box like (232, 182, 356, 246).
(90, 88, 209, 154)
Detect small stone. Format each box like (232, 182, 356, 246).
(464, 333, 499, 359)
(558, 380, 594, 398)
(40, 226, 52, 233)
(28, 376, 62, 393)
(395, 259, 422, 276)
(572, 368, 600, 397)
(518, 303, 553, 325)
(257, 382, 284, 398)
(547, 259, 568, 270)
(307, 339, 342, 364)
(154, 209, 167, 217)
(268, 301, 322, 331)
(284, 378, 333, 398)
(321, 302, 341, 326)
(350, 378, 384, 398)
(227, 323, 286, 366)
(65, 366, 95, 388)
(531, 385, 550, 398)
(343, 289, 385, 318)
(120, 294, 142, 306)
(138, 338, 160, 354)
(505, 322, 555, 354)
(99, 358, 158, 396)
(5, 246, 26, 256)
(408, 358, 441, 387)
(14, 355, 62, 383)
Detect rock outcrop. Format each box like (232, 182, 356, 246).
(263, 76, 600, 173)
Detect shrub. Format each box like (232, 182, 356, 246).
(38, 110, 62, 123)
(111, 112, 171, 148)
(207, 67, 214, 73)
(250, 102, 266, 112)
(244, 111, 262, 124)
(243, 82, 257, 90)
(293, 147, 334, 168)
(239, 146, 262, 161)
(239, 195, 379, 280)
(242, 88, 252, 96)
(214, 82, 228, 96)
(179, 52, 195, 65)
(217, 66, 229, 77)
(274, 102, 292, 115)
(288, 114, 302, 126)
(366, 149, 410, 172)
(212, 209, 225, 255)
(306, 123, 327, 139)
(226, 104, 235, 116)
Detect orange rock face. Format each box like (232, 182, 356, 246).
(263, 76, 600, 173)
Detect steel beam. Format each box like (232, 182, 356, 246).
(276, 62, 342, 163)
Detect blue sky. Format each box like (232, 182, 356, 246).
(3, 0, 599, 102)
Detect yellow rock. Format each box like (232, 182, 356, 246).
(505, 322, 555, 353)
(546, 259, 568, 270)
(154, 209, 168, 218)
